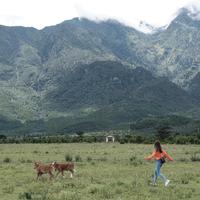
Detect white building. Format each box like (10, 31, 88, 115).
(106, 135, 115, 143)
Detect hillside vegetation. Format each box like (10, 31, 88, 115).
(0, 8, 200, 134)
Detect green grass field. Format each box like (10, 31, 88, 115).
(0, 143, 200, 200)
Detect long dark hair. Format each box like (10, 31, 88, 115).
(154, 141, 163, 153)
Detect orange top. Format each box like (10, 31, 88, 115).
(146, 150, 173, 161)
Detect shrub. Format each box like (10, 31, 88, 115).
(19, 158, 26, 163)
(129, 156, 143, 166)
(191, 154, 200, 162)
(19, 192, 32, 199)
(75, 155, 82, 162)
(3, 157, 11, 163)
(99, 157, 107, 162)
(130, 156, 137, 162)
(181, 177, 189, 184)
(119, 139, 125, 144)
(130, 161, 141, 166)
(87, 156, 92, 162)
(178, 158, 188, 162)
(65, 154, 73, 162)
(89, 186, 98, 194)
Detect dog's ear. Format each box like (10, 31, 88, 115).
(34, 162, 38, 168)
(35, 161, 41, 166)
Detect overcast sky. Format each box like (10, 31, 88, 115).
(0, 0, 199, 30)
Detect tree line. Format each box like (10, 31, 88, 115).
(1, 127, 200, 144)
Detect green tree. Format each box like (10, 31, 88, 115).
(155, 126, 171, 141)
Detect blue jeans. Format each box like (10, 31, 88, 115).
(153, 160, 167, 184)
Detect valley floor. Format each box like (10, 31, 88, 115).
(0, 143, 200, 200)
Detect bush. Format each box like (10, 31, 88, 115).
(191, 154, 200, 162)
(119, 139, 125, 144)
(87, 156, 92, 162)
(75, 155, 82, 162)
(3, 157, 11, 163)
(19, 159, 26, 163)
(130, 161, 140, 166)
(130, 156, 137, 162)
(178, 158, 188, 162)
(89, 186, 98, 194)
(181, 177, 189, 184)
(19, 192, 32, 200)
(65, 154, 73, 162)
(99, 157, 107, 162)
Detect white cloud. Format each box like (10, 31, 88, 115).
(0, 0, 78, 28)
(0, 0, 199, 30)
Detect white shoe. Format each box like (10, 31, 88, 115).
(150, 182, 157, 186)
(165, 179, 170, 187)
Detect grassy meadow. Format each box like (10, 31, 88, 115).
(0, 143, 200, 200)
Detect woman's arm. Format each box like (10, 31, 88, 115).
(164, 151, 173, 161)
(145, 151, 155, 160)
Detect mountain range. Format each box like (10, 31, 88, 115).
(0, 8, 200, 134)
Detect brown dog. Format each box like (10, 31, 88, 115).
(34, 162, 54, 180)
(52, 162, 75, 178)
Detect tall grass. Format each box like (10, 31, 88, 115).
(1, 143, 200, 200)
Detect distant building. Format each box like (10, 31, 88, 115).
(106, 135, 115, 143)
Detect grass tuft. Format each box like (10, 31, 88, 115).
(75, 155, 82, 162)
(65, 154, 73, 162)
(3, 157, 11, 163)
(191, 153, 200, 162)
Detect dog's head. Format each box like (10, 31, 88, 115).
(51, 161, 58, 170)
(52, 161, 56, 165)
(34, 162, 40, 169)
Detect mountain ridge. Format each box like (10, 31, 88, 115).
(0, 8, 200, 134)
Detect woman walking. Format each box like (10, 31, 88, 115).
(145, 141, 173, 186)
